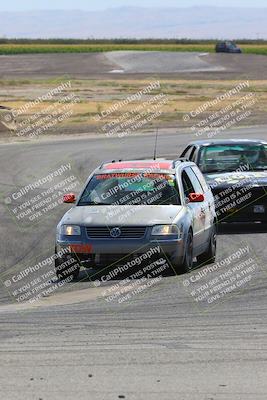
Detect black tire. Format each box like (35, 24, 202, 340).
(180, 230, 194, 274)
(197, 225, 217, 266)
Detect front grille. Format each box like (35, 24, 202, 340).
(85, 226, 147, 239)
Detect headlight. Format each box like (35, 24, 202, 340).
(151, 225, 179, 236)
(61, 225, 81, 236)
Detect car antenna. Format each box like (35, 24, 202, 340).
(153, 128, 159, 160)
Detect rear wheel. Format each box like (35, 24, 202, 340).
(197, 225, 217, 266)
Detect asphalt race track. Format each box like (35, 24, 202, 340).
(0, 126, 267, 400)
(105, 51, 225, 73)
(1, 51, 267, 79)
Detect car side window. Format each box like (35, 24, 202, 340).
(191, 166, 209, 192)
(181, 145, 192, 159)
(189, 146, 197, 162)
(181, 170, 194, 198)
(182, 168, 204, 197)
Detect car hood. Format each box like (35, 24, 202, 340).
(60, 205, 184, 226)
(204, 170, 267, 188)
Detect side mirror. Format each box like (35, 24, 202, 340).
(188, 193, 204, 203)
(63, 193, 76, 204)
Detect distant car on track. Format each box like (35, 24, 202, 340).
(55, 159, 216, 280)
(215, 41, 242, 53)
(180, 139, 267, 223)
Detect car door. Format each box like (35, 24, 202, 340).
(181, 167, 206, 253)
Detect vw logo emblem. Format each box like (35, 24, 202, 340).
(110, 227, 121, 238)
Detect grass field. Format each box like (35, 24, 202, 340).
(0, 43, 267, 55)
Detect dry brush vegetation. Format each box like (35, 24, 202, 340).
(1, 78, 267, 136)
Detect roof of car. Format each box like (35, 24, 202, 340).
(101, 159, 173, 171)
(187, 139, 267, 147)
(99, 159, 192, 173)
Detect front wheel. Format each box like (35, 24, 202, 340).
(197, 225, 217, 266)
(175, 230, 194, 274)
(182, 230, 193, 273)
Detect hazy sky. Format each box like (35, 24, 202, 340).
(0, 0, 267, 12)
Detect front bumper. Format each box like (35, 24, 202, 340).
(56, 237, 184, 268)
(213, 186, 267, 223)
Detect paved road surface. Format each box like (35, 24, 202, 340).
(1, 52, 267, 79)
(0, 126, 267, 400)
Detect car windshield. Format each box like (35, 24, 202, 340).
(199, 144, 267, 173)
(227, 42, 237, 48)
(78, 173, 181, 206)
